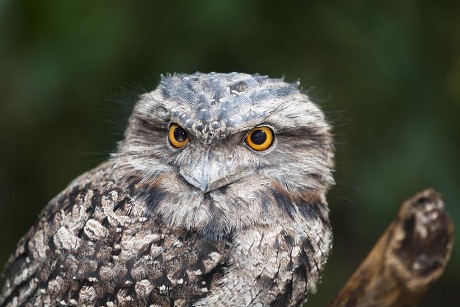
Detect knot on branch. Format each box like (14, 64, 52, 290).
(330, 189, 454, 307)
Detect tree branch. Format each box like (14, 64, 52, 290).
(329, 188, 454, 307)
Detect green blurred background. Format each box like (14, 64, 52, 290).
(0, 0, 459, 305)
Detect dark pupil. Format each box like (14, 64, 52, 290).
(250, 129, 267, 145)
(174, 127, 188, 142)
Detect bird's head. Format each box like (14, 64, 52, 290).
(114, 72, 334, 235)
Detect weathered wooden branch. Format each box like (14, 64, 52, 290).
(329, 188, 454, 307)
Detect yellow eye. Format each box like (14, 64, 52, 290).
(168, 123, 190, 148)
(245, 126, 274, 151)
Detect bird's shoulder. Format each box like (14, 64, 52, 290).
(1, 162, 232, 306)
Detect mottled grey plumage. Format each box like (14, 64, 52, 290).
(0, 72, 334, 306)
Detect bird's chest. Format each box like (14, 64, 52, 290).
(49, 222, 233, 305)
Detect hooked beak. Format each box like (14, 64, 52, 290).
(179, 152, 250, 193)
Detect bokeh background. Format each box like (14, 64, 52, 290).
(1, 0, 459, 305)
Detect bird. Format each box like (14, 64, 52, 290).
(0, 72, 335, 306)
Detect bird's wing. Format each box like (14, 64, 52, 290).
(0, 162, 232, 306)
(0, 162, 114, 306)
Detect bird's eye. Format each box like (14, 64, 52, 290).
(245, 126, 274, 151)
(168, 123, 190, 148)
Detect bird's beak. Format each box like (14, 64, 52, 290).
(179, 151, 249, 193)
